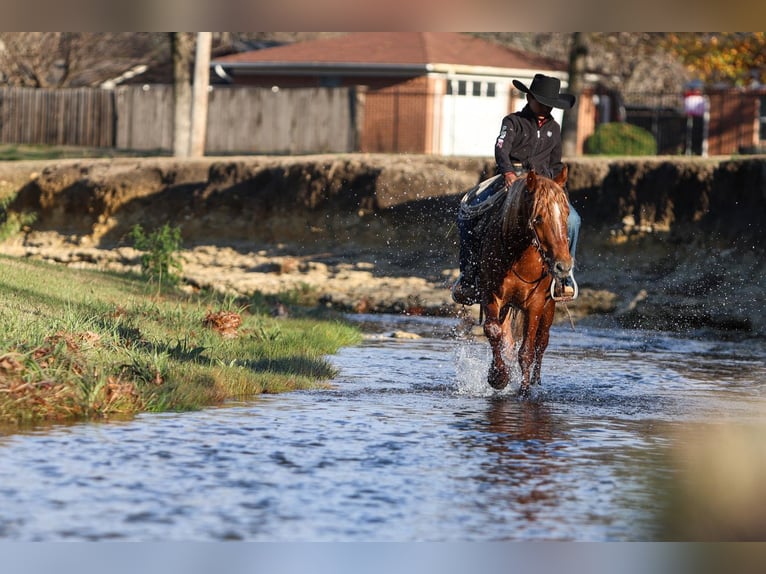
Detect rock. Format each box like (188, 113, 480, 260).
(389, 331, 421, 339)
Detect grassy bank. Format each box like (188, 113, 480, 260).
(0, 255, 362, 427)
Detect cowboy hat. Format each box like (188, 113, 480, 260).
(513, 74, 575, 109)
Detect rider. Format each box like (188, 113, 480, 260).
(452, 73, 581, 305)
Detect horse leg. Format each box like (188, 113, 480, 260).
(530, 302, 556, 386)
(501, 308, 515, 361)
(483, 304, 512, 390)
(517, 308, 543, 397)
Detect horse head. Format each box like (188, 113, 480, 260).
(525, 166, 572, 280)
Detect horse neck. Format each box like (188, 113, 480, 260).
(500, 179, 534, 248)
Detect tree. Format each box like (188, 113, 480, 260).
(170, 32, 194, 157)
(661, 33, 766, 87)
(562, 32, 588, 157)
(0, 33, 166, 88)
(473, 32, 689, 94)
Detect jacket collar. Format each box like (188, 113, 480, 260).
(519, 104, 553, 127)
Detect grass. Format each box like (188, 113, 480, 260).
(0, 255, 362, 427)
(0, 144, 167, 161)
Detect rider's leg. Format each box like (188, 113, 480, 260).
(452, 216, 479, 304)
(555, 202, 581, 299)
(567, 202, 581, 262)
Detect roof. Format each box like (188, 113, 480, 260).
(212, 32, 566, 75)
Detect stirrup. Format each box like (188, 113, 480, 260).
(551, 271, 578, 302)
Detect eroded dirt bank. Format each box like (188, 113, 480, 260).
(1, 154, 764, 338)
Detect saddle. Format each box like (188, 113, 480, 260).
(458, 174, 506, 223)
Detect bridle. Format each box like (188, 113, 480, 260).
(529, 216, 550, 269)
(509, 209, 553, 287)
(526, 187, 578, 302)
(527, 190, 568, 275)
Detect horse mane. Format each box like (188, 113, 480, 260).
(499, 172, 568, 244)
(500, 177, 529, 240)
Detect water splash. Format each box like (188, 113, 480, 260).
(452, 338, 519, 397)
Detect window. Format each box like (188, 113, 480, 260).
(447, 79, 498, 98)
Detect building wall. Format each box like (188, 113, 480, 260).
(423, 77, 439, 154)
(217, 72, 612, 157)
(707, 90, 761, 156)
(231, 74, 433, 153)
(360, 76, 431, 153)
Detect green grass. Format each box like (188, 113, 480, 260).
(0, 144, 167, 161)
(0, 255, 362, 427)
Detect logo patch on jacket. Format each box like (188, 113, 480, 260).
(496, 126, 508, 148)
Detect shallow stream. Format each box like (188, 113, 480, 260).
(1, 315, 764, 541)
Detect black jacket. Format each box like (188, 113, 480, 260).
(494, 104, 564, 179)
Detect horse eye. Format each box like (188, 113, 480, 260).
(533, 215, 543, 225)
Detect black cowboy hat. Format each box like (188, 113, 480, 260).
(513, 74, 575, 109)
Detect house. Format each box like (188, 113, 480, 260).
(211, 32, 577, 157)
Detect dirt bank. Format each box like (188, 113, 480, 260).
(1, 154, 764, 338)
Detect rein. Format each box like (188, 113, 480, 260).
(529, 220, 552, 270)
(512, 265, 546, 283)
(511, 248, 547, 285)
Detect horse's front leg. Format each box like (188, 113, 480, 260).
(483, 302, 513, 390)
(529, 301, 556, 386)
(517, 307, 543, 397)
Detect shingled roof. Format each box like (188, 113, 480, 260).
(213, 32, 566, 73)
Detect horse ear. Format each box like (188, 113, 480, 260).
(526, 170, 537, 191)
(554, 164, 568, 187)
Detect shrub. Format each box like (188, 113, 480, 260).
(584, 122, 657, 156)
(0, 192, 37, 242)
(129, 223, 183, 294)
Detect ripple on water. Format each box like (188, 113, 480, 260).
(0, 319, 765, 541)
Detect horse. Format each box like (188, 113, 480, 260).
(474, 167, 572, 396)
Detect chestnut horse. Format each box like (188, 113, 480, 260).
(476, 167, 572, 395)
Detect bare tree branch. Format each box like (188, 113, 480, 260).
(0, 33, 169, 88)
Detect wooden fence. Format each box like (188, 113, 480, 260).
(0, 87, 115, 147)
(1, 85, 763, 156)
(0, 85, 358, 154)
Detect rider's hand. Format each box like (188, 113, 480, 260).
(504, 172, 518, 187)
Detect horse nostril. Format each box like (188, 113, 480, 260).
(554, 261, 571, 278)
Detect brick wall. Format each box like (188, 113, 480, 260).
(360, 77, 432, 153)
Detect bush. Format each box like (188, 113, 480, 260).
(0, 192, 37, 242)
(129, 223, 183, 294)
(584, 122, 657, 156)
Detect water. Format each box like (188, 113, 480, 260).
(1, 315, 765, 541)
